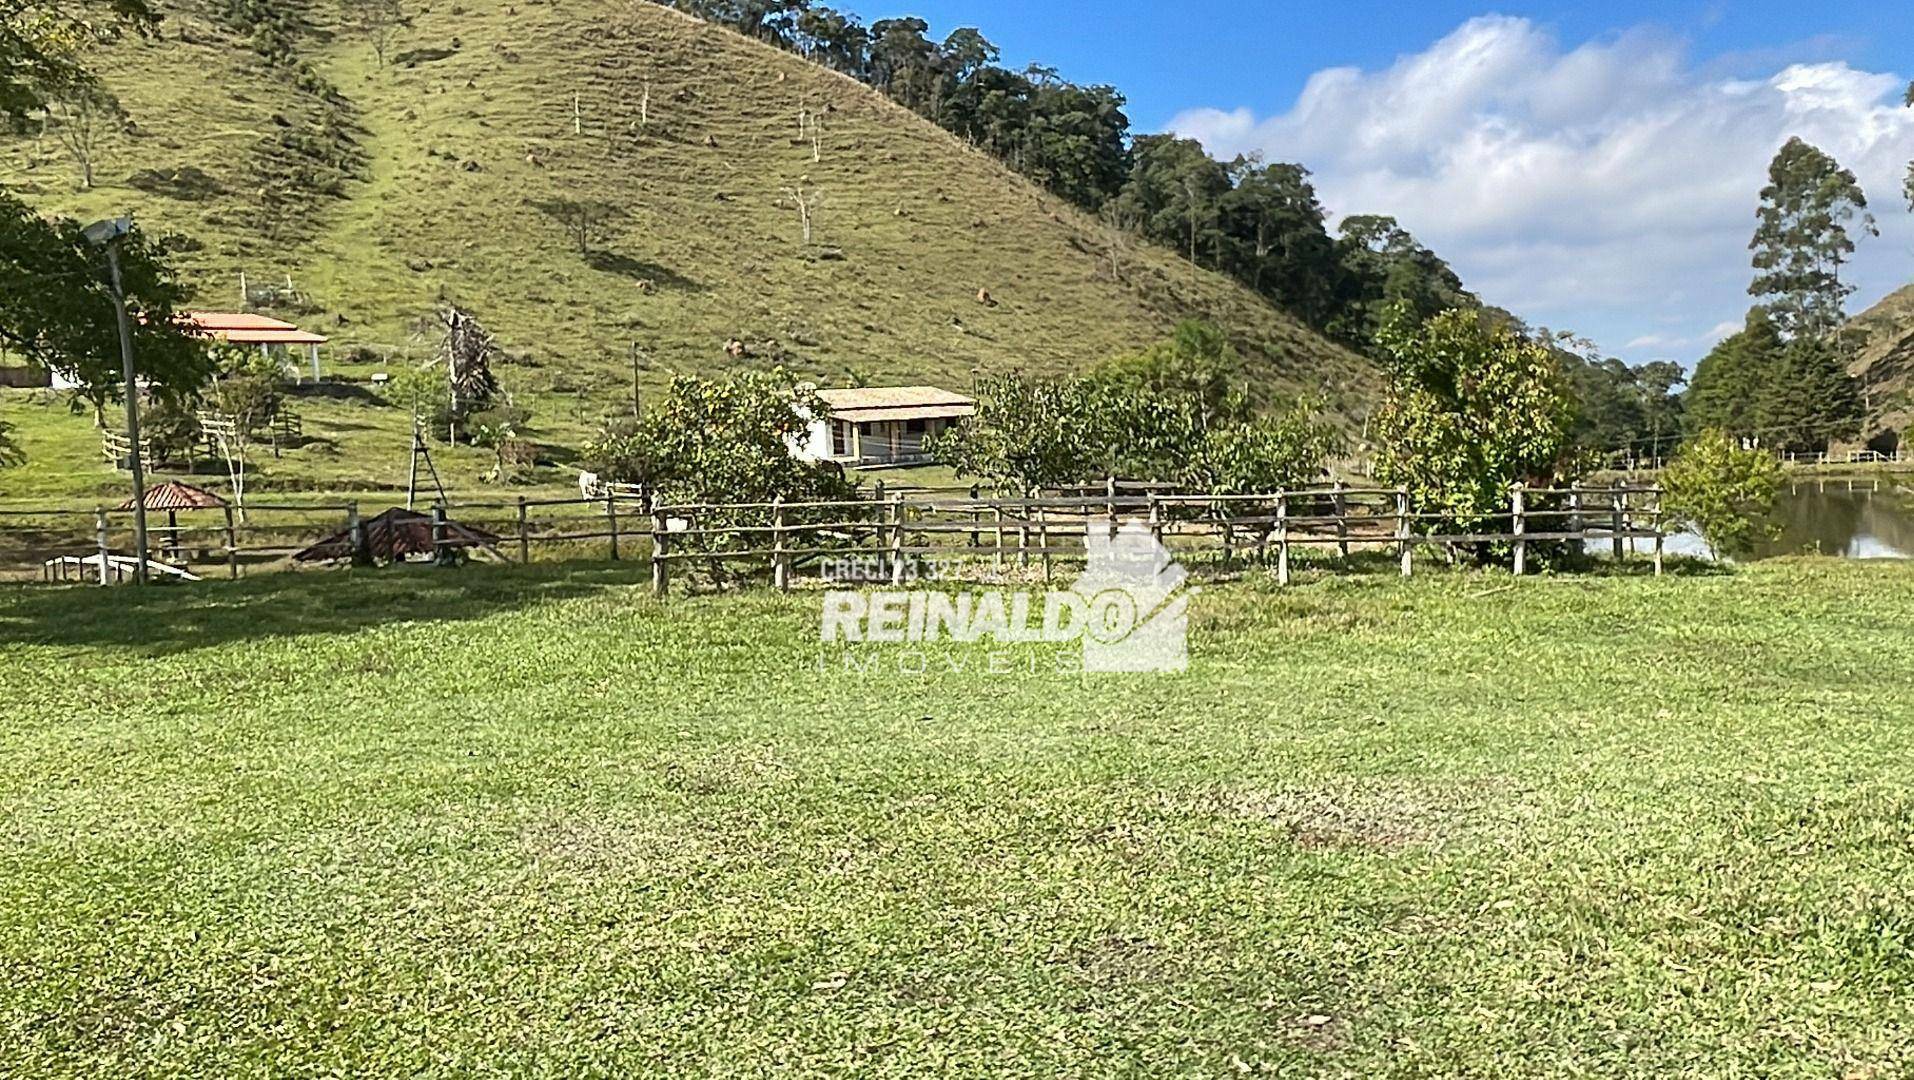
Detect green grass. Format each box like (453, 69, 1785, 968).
(2, 558, 1912, 1075)
(0, 0, 1375, 504)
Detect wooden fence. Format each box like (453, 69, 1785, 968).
(0, 483, 1666, 589)
(645, 483, 1667, 597)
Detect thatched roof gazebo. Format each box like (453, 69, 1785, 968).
(294, 507, 502, 565)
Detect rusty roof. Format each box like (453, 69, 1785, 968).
(119, 480, 228, 512)
(293, 508, 501, 563)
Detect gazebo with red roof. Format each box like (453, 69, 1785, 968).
(182, 311, 330, 382)
(118, 480, 229, 560)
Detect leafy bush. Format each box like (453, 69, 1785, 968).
(1661, 429, 1782, 559)
(1372, 305, 1578, 544)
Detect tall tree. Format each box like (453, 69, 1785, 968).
(1685, 309, 1784, 440)
(1748, 137, 1876, 340)
(1330, 215, 1473, 347)
(42, 77, 118, 189)
(1218, 159, 1338, 324)
(1115, 136, 1230, 270)
(1683, 306, 1861, 452)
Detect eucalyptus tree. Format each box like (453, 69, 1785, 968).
(1748, 137, 1876, 341)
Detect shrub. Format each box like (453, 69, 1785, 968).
(1661, 429, 1782, 559)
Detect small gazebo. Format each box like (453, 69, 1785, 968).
(119, 480, 228, 559)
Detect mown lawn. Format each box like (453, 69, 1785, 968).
(0, 559, 1911, 1076)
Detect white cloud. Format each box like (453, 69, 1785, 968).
(1170, 16, 1914, 365)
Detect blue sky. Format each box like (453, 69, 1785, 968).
(835, 1, 1914, 367)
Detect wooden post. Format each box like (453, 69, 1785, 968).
(1396, 486, 1412, 578)
(772, 496, 790, 592)
(1276, 492, 1291, 586)
(889, 495, 906, 587)
(1037, 501, 1051, 584)
(1148, 494, 1164, 549)
(606, 495, 621, 562)
(516, 497, 530, 565)
(1333, 481, 1350, 560)
(1511, 483, 1527, 577)
(992, 502, 1005, 574)
(95, 508, 110, 587)
(1018, 489, 1030, 569)
(348, 501, 371, 567)
(1611, 489, 1626, 563)
(1569, 482, 1583, 538)
(969, 484, 981, 550)
(223, 504, 239, 580)
(1105, 475, 1118, 539)
(1652, 487, 1665, 578)
(1220, 500, 1234, 567)
(432, 503, 451, 566)
(650, 497, 669, 597)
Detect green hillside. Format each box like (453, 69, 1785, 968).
(0, 0, 1372, 504)
(1852, 285, 1914, 449)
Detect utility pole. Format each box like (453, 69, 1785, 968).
(85, 217, 149, 585)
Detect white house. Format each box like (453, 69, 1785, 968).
(796, 385, 976, 467)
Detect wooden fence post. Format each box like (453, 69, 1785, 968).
(516, 497, 530, 565)
(969, 484, 981, 550)
(606, 495, 621, 562)
(1148, 494, 1164, 550)
(1511, 483, 1527, 577)
(992, 502, 1005, 574)
(1276, 492, 1291, 586)
(95, 508, 110, 587)
(431, 503, 450, 566)
(1018, 489, 1030, 569)
(348, 501, 371, 567)
(1396, 486, 1412, 578)
(223, 504, 239, 580)
(1105, 475, 1118, 539)
(1037, 501, 1051, 584)
(1220, 499, 1234, 567)
(1652, 487, 1666, 578)
(772, 495, 790, 592)
(1611, 489, 1626, 563)
(889, 495, 906, 587)
(1333, 481, 1349, 560)
(650, 496, 669, 598)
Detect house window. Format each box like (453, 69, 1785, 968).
(906, 418, 927, 434)
(832, 420, 852, 458)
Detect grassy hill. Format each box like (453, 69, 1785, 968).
(1852, 285, 1914, 449)
(0, 0, 1372, 505)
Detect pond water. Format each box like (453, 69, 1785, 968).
(1654, 478, 1914, 561)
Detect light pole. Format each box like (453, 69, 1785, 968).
(83, 217, 149, 585)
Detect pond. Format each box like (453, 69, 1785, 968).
(1654, 477, 1914, 560)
